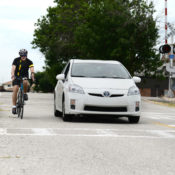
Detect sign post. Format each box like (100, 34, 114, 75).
(167, 35, 175, 97)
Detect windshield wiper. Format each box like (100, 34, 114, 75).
(72, 75, 127, 79)
(90, 76, 126, 79)
(90, 76, 109, 78)
(110, 76, 127, 79)
(71, 75, 87, 77)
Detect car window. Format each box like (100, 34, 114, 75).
(71, 63, 131, 79)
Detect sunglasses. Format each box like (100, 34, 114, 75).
(21, 55, 27, 57)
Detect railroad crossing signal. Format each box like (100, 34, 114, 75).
(159, 44, 171, 54)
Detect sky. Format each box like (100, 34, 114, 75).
(152, 0, 175, 45)
(0, 0, 55, 84)
(0, 0, 175, 83)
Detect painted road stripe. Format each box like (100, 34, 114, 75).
(1, 128, 175, 132)
(142, 112, 175, 120)
(32, 128, 54, 135)
(153, 122, 175, 129)
(149, 130, 175, 138)
(0, 127, 175, 131)
(142, 112, 175, 116)
(148, 116, 175, 121)
(149, 116, 161, 120)
(0, 128, 174, 139)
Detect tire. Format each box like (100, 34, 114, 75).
(54, 106, 60, 117)
(20, 106, 24, 119)
(17, 90, 24, 119)
(62, 100, 72, 122)
(16, 92, 20, 117)
(54, 105, 59, 117)
(128, 116, 140, 123)
(54, 94, 60, 117)
(20, 91, 24, 119)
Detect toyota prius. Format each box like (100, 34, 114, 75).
(54, 59, 141, 123)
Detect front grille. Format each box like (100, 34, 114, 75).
(135, 107, 139, 111)
(110, 94, 124, 97)
(88, 93, 124, 97)
(88, 93, 103, 97)
(84, 106, 127, 112)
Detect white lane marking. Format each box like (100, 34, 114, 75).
(32, 128, 54, 136)
(149, 130, 175, 138)
(148, 116, 175, 121)
(166, 117, 175, 120)
(142, 112, 175, 116)
(0, 128, 174, 139)
(1, 128, 175, 132)
(149, 116, 161, 120)
(0, 128, 7, 135)
(0, 104, 11, 107)
(142, 112, 175, 120)
(96, 129, 116, 136)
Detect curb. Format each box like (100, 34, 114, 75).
(142, 98, 175, 108)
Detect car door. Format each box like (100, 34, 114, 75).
(56, 62, 70, 111)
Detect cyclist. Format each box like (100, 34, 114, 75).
(11, 49, 35, 114)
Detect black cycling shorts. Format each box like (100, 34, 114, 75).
(12, 78, 28, 86)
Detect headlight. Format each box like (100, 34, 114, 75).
(69, 84, 85, 94)
(127, 86, 140, 96)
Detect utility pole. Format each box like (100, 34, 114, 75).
(165, 0, 168, 44)
(164, 0, 174, 97)
(167, 34, 174, 98)
(157, 1, 175, 97)
(166, 23, 175, 97)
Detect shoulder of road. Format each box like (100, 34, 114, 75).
(142, 96, 175, 108)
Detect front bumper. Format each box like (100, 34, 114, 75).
(64, 90, 141, 117)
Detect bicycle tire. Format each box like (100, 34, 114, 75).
(17, 89, 24, 119)
(16, 90, 21, 118)
(20, 90, 24, 119)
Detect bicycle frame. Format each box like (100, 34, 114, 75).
(20, 80, 24, 91)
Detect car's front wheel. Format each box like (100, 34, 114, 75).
(62, 100, 72, 121)
(54, 93, 61, 117)
(128, 116, 140, 123)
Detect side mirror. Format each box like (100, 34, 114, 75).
(133, 76, 141, 83)
(56, 74, 65, 80)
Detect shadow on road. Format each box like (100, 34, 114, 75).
(66, 115, 130, 124)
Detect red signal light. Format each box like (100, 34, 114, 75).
(162, 44, 171, 53)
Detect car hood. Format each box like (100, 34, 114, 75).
(71, 77, 135, 90)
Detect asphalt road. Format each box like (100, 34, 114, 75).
(0, 92, 175, 175)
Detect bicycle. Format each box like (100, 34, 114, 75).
(16, 77, 27, 119)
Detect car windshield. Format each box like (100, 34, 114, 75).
(71, 63, 131, 79)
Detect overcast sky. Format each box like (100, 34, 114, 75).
(0, 0, 55, 84)
(0, 0, 175, 83)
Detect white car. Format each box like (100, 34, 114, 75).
(54, 59, 141, 123)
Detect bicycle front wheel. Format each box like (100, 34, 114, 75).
(17, 90, 24, 119)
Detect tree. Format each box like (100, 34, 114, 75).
(32, 0, 162, 84)
(34, 71, 54, 92)
(74, 0, 163, 76)
(32, 0, 88, 86)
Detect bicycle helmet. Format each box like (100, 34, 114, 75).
(19, 49, 28, 56)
